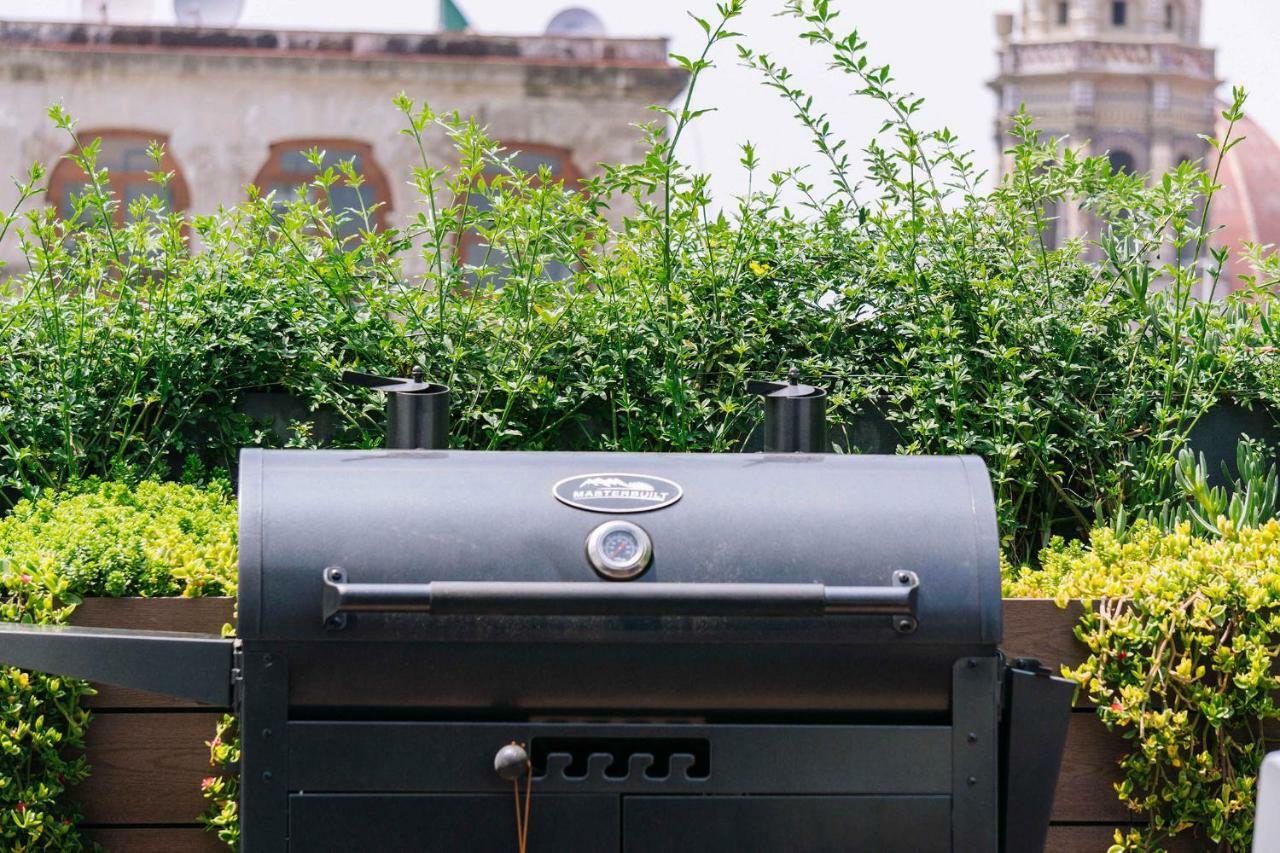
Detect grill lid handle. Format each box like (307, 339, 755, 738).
(321, 568, 919, 632)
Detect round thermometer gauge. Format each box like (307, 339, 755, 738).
(586, 520, 652, 580)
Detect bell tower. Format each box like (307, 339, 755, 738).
(992, 0, 1218, 244)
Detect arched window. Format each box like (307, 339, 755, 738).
(458, 142, 580, 286)
(1056, 1, 1070, 26)
(254, 139, 391, 237)
(48, 129, 189, 224)
(1111, 0, 1127, 26)
(1108, 149, 1137, 175)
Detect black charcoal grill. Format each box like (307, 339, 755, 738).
(0, 373, 1073, 852)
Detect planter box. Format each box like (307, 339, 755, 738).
(64, 597, 1185, 852)
(69, 597, 233, 853)
(1186, 399, 1280, 488)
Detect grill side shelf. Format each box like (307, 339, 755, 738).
(0, 623, 234, 706)
(320, 568, 919, 630)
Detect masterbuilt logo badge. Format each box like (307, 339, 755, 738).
(552, 473, 683, 513)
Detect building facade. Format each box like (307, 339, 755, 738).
(0, 18, 687, 273)
(991, 0, 1219, 256)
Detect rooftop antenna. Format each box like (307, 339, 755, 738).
(173, 0, 244, 27)
(81, 0, 156, 23)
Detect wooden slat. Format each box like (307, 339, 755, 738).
(1005, 599, 1107, 711)
(1052, 713, 1131, 823)
(85, 683, 226, 710)
(1045, 825, 1199, 852)
(1045, 825, 1128, 853)
(83, 827, 226, 853)
(76, 712, 221, 825)
(70, 596, 234, 633)
(1002, 598, 1089, 671)
(70, 597, 235, 709)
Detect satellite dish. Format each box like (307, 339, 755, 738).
(81, 0, 156, 23)
(173, 0, 245, 27)
(545, 7, 607, 37)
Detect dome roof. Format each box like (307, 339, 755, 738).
(1213, 110, 1280, 291)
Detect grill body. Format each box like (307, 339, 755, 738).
(0, 446, 1073, 852)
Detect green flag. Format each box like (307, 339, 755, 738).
(441, 0, 469, 32)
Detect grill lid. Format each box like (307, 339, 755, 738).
(237, 449, 1000, 648)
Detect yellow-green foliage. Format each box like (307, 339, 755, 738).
(202, 713, 240, 849)
(1009, 521, 1280, 851)
(0, 480, 236, 850)
(0, 479, 237, 599)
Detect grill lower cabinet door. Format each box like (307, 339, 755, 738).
(286, 793, 950, 852)
(287, 794, 618, 852)
(622, 796, 951, 853)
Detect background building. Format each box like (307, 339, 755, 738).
(992, 0, 1280, 293)
(0, 3, 686, 273)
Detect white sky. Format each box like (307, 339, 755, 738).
(4, 1, 1278, 201)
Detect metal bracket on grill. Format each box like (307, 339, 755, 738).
(320, 567, 919, 629)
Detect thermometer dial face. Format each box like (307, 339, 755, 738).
(601, 529, 639, 562)
(586, 521, 652, 580)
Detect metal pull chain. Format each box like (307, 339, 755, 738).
(495, 742, 533, 853)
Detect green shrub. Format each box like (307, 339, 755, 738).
(0, 479, 237, 599)
(1008, 523, 1280, 851)
(0, 480, 236, 850)
(4, 2, 1277, 565)
(0, 578, 90, 851)
(0, 113, 407, 501)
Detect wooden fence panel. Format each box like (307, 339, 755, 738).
(68, 598, 234, 850)
(1003, 598, 1089, 672)
(58, 597, 1169, 851)
(83, 828, 227, 853)
(1053, 714, 1130, 823)
(77, 712, 222, 825)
